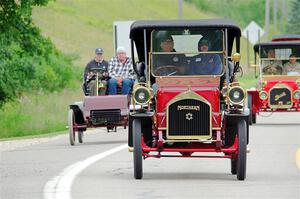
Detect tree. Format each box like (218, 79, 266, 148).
(0, 0, 74, 104)
(0, 0, 50, 30)
(286, 0, 300, 34)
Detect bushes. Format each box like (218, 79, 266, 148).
(0, 30, 75, 104)
(0, 0, 76, 105)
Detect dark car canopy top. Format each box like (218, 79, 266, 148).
(254, 41, 300, 53)
(130, 19, 241, 62)
(272, 34, 300, 42)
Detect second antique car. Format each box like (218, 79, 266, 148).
(68, 68, 129, 146)
(128, 19, 250, 180)
(247, 35, 300, 124)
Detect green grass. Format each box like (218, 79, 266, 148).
(32, 0, 214, 66)
(238, 71, 257, 89)
(0, 88, 83, 138)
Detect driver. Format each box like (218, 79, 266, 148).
(152, 31, 186, 76)
(262, 49, 283, 75)
(190, 39, 222, 75)
(84, 48, 109, 96)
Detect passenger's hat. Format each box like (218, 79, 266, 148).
(161, 34, 173, 42)
(95, 48, 104, 54)
(155, 31, 173, 43)
(198, 39, 209, 46)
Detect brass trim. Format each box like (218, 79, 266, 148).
(293, 90, 300, 99)
(132, 83, 152, 105)
(227, 86, 246, 105)
(128, 147, 134, 152)
(232, 53, 241, 63)
(166, 90, 212, 140)
(268, 84, 293, 109)
(212, 127, 221, 130)
(158, 127, 166, 130)
(259, 91, 268, 100)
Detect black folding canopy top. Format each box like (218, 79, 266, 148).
(272, 34, 300, 42)
(254, 41, 300, 53)
(129, 19, 241, 62)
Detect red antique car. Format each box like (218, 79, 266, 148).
(247, 35, 300, 124)
(128, 19, 250, 180)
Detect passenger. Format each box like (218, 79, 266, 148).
(152, 31, 186, 75)
(191, 39, 222, 75)
(83, 48, 109, 96)
(283, 54, 300, 75)
(262, 49, 283, 75)
(108, 46, 136, 95)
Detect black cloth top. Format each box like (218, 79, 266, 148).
(84, 59, 108, 82)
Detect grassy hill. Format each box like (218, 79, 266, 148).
(33, 0, 214, 66)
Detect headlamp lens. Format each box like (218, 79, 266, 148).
(134, 87, 151, 104)
(294, 90, 300, 99)
(259, 91, 268, 100)
(228, 87, 245, 104)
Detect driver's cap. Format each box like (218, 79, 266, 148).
(198, 39, 209, 46)
(95, 48, 104, 54)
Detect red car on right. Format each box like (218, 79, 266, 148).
(247, 35, 300, 124)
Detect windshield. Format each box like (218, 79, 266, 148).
(259, 46, 300, 76)
(151, 29, 225, 76)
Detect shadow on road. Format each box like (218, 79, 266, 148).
(253, 123, 300, 126)
(79, 140, 127, 146)
(130, 172, 236, 181)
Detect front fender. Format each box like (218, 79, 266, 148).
(224, 110, 249, 145)
(69, 102, 85, 127)
(128, 111, 154, 147)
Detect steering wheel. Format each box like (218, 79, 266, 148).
(154, 65, 182, 76)
(263, 65, 283, 75)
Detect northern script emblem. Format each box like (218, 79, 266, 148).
(177, 105, 200, 111)
(275, 92, 286, 101)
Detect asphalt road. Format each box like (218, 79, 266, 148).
(0, 113, 299, 199)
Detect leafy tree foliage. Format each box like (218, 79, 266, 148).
(0, 0, 74, 104)
(286, 0, 300, 34)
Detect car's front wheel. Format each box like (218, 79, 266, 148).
(236, 120, 247, 180)
(68, 109, 76, 146)
(133, 119, 143, 179)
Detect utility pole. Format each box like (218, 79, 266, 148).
(178, 0, 183, 19)
(273, 0, 278, 33)
(265, 0, 270, 38)
(246, 30, 250, 69)
(280, 0, 287, 27)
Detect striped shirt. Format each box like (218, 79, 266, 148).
(108, 57, 136, 79)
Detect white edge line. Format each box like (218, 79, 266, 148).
(43, 144, 127, 199)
